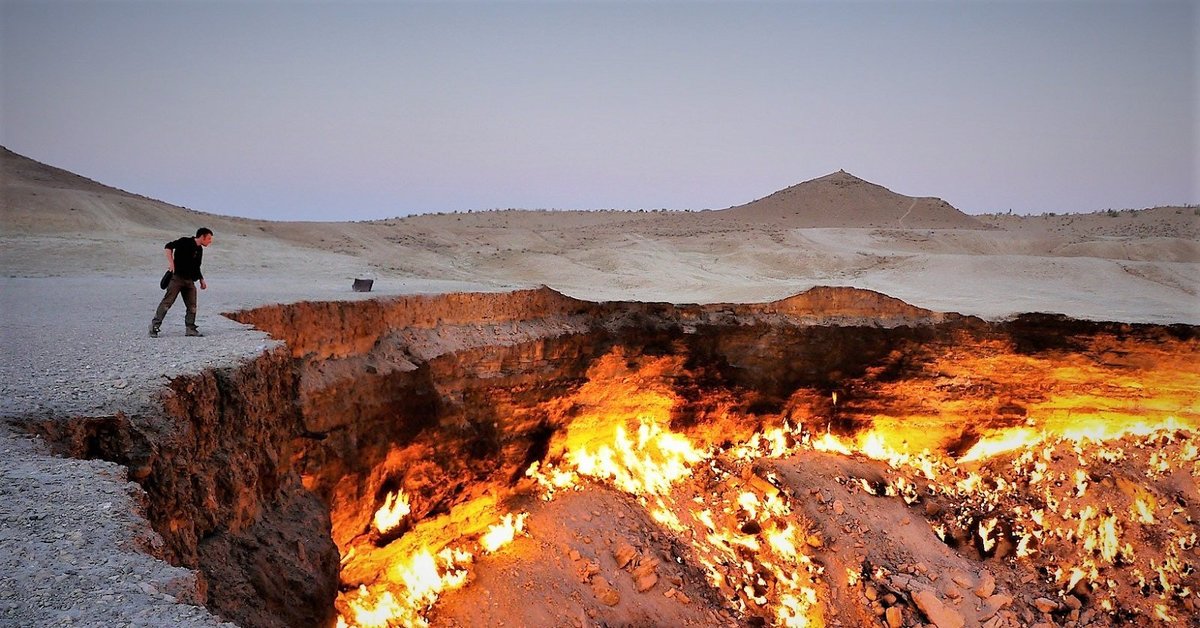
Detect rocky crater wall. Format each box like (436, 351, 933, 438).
(29, 287, 1199, 628)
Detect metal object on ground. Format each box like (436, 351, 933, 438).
(352, 278, 374, 292)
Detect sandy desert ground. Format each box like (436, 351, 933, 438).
(1, 146, 1197, 627)
(3, 147, 1197, 323)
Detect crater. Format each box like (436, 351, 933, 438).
(27, 287, 1200, 627)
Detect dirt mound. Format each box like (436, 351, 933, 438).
(706, 285, 955, 327)
(722, 170, 986, 229)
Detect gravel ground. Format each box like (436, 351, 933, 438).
(0, 427, 235, 628)
(0, 274, 498, 627)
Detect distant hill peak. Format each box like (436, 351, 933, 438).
(817, 169, 864, 181)
(804, 170, 883, 188)
(724, 171, 985, 229)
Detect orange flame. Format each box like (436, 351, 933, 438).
(479, 512, 528, 553)
(372, 490, 411, 535)
(338, 338, 1199, 626)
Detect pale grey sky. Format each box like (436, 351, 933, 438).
(2, 1, 1196, 221)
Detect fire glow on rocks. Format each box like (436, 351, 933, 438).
(46, 287, 1180, 628)
(328, 320, 1198, 627)
(341, 421, 1198, 626)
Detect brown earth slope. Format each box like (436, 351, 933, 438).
(722, 170, 986, 229)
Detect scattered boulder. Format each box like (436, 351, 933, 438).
(912, 589, 965, 628)
(1033, 597, 1059, 613)
(979, 594, 1013, 621)
(632, 557, 660, 592)
(664, 588, 691, 604)
(613, 541, 638, 569)
(591, 578, 620, 606)
(974, 571, 996, 599)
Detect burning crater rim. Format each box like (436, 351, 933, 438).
(25, 287, 1200, 628)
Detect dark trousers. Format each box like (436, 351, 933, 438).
(152, 276, 198, 330)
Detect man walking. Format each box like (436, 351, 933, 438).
(150, 228, 213, 337)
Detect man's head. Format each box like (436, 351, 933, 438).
(195, 227, 214, 247)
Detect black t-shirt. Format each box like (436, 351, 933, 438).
(166, 237, 204, 281)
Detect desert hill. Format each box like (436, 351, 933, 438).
(1, 147, 1196, 321)
(978, 205, 1200, 240)
(722, 170, 985, 229)
(0, 148, 385, 281)
(0, 147, 215, 236)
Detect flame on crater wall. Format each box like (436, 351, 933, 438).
(373, 490, 411, 536)
(335, 334, 1198, 627)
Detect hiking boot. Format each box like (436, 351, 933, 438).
(185, 328, 204, 337)
(149, 324, 160, 338)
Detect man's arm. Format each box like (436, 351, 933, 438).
(163, 247, 175, 273)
